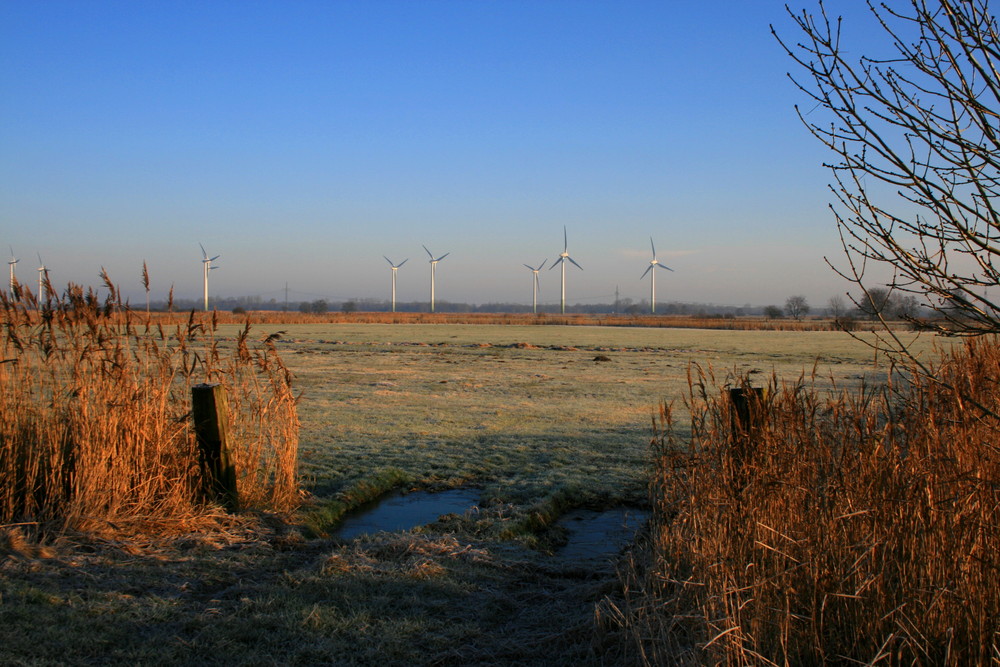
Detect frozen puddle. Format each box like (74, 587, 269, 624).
(556, 507, 650, 564)
(335, 488, 481, 540)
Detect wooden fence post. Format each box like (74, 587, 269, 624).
(191, 383, 238, 511)
(729, 386, 764, 438)
(727, 386, 764, 489)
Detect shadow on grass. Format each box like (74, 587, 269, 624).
(1, 524, 635, 666)
(303, 424, 660, 509)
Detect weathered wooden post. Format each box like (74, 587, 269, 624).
(729, 387, 764, 438)
(727, 386, 764, 491)
(191, 383, 238, 511)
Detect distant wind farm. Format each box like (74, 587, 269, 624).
(377, 227, 673, 314)
(4, 227, 683, 314)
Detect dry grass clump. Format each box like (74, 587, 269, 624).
(322, 533, 493, 579)
(615, 339, 1000, 664)
(0, 277, 299, 535)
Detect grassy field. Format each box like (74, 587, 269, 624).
(258, 324, 909, 502)
(1, 323, 940, 665)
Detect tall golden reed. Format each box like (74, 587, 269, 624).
(0, 276, 299, 534)
(614, 340, 999, 665)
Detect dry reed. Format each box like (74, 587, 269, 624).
(613, 339, 1000, 664)
(0, 277, 299, 535)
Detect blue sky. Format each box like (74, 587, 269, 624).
(1, 1, 886, 308)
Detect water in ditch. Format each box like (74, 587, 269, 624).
(334, 488, 482, 540)
(334, 489, 648, 568)
(555, 507, 650, 565)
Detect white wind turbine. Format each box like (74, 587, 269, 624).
(640, 237, 674, 314)
(8, 246, 18, 292)
(423, 245, 449, 313)
(200, 243, 220, 311)
(549, 226, 582, 314)
(36, 254, 50, 299)
(384, 256, 408, 312)
(523, 259, 546, 314)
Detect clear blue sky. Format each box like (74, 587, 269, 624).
(1, 1, 885, 308)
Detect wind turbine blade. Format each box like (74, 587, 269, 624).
(549, 257, 564, 269)
(535, 274, 541, 290)
(437, 253, 449, 262)
(199, 243, 207, 259)
(423, 245, 433, 259)
(563, 226, 568, 252)
(524, 264, 534, 271)
(657, 263, 674, 272)
(209, 254, 220, 261)
(538, 259, 547, 271)
(650, 237, 656, 258)
(641, 265, 653, 279)
(398, 258, 408, 267)
(384, 256, 394, 266)
(567, 256, 582, 270)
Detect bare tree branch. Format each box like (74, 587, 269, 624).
(774, 0, 1000, 340)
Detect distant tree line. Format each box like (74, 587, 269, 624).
(153, 291, 935, 320)
(151, 296, 810, 317)
(757, 292, 932, 322)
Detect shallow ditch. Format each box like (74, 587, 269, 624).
(555, 507, 650, 566)
(333, 489, 649, 568)
(334, 488, 482, 540)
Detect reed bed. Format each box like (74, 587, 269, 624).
(0, 279, 299, 535)
(612, 338, 1000, 664)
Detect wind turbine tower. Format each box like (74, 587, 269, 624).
(640, 237, 674, 314)
(384, 256, 408, 312)
(523, 260, 546, 313)
(36, 254, 49, 300)
(423, 245, 449, 313)
(200, 243, 220, 311)
(8, 247, 18, 292)
(549, 226, 582, 314)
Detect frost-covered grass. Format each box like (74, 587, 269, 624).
(205, 323, 921, 517)
(2, 323, 938, 666)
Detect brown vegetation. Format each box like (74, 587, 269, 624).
(0, 279, 299, 536)
(168, 309, 849, 331)
(611, 339, 1000, 664)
